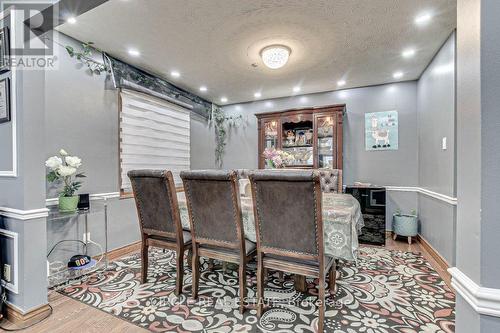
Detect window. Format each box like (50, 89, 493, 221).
(119, 89, 190, 194)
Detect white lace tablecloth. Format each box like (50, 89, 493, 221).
(177, 192, 364, 262)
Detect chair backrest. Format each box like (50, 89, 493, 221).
(319, 169, 342, 193)
(128, 170, 183, 242)
(248, 170, 324, 260)
(180, 170, 243, 250)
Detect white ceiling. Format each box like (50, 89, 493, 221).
(57, 0, 456, 105)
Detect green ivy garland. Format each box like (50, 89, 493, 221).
(65, 41, 110, 75)
(209, 105, 242, 169)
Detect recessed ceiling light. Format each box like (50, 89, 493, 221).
(67, 16, 77, 24)
(337, 80, 346, 87)
(170, 71, 180, 78)
(254, 92, 262, 98)
(415, 13, 432, 25)
(260, 45, 291, 69)
(128, 49, 140, 57)
(220, 97, 228, 103)
(393, 71, 404, 79)
(199, 86, 207, 92)
(402, 49, 416, 58)
(293, 86, 301, 93)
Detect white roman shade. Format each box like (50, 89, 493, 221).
(119, 89, 190, 193)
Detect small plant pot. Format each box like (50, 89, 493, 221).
(59, 195, 79, 213)
(393, 214, 418, 244)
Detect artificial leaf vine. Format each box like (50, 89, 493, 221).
(209, 105, 243, 169)
(65, 41, 110, 75)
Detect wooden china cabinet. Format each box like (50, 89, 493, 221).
(256, 105, 345, 169)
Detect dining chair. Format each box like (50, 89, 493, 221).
(319, 169, 342, 193)
(180, 170, 256, 314)
(128, 170, 192, 296)
(248, 170, 336, 333)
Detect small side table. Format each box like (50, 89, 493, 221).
(46, 197, 109, 288)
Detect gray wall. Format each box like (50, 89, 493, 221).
(222, 82, 420, 229)
(416, 32, 456, 265)
(454, 0, 500, 331)
(223, 82, 419, 186)
(44, 32, 216, 254)
(0, 16, 48, 312)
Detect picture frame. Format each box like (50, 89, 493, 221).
(0, 27, 10, 73)
(0, 77, 11, 124)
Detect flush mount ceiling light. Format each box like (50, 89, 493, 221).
(260, 45, 291, 69)
(337, 80, 346, 87)
(67, 16, 77, 24)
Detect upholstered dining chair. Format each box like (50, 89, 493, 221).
(319, 169, 343, 193)
(180, 170, 256, 314)
(128, 170, 192, 296)
(248, 170, 336, 333)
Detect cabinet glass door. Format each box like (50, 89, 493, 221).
(316, 115, 335, 168)
(263, 119, 279, 149)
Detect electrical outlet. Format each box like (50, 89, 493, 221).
(3, 264, 11, 283)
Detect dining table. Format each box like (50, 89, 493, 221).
(176, 186, 365, 263)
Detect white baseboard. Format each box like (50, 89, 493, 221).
(449, 267, 500, 317)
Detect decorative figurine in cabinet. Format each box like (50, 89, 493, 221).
(256, 105, 345, 169)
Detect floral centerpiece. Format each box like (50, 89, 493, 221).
(46, 149, 86, 212)
(263, 148, 294, 168)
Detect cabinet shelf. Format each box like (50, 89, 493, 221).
(256, 105, 345, 169)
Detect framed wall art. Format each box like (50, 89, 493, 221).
(0, 77, 11, 124)
(0, 27, 10, 73)
(365, 110, 398, 151)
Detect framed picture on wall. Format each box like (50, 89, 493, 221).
(0, 77, 11, 124)
(0, 27, 10, 73)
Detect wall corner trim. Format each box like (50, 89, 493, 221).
(385, 186, 457, 205)
(0, 207, 49, 220)
(449, 267, 500, 317)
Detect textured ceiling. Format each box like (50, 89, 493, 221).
(57, 0, 456, 104)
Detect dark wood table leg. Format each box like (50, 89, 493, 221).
(294, 274, 307, 293)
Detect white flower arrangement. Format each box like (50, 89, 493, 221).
(46, 149, 85, 197)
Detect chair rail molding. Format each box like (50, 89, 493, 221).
(449, 267, 500, 317)
(45, 191, 121, 206)
(385, 186, 457, 205)
(0, 207, 49, 220)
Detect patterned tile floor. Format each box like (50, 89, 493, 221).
(57, 246, 455, 332)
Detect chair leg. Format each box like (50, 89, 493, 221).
(294, 274, 307, 293)
(208, 258, 215, 271)
(328, 261, 337, 295)
(264, 268, 268, 283)
(256, 253, 264, 318)
(141, 241, 149, 284)
(238, 261, 247, 314)
(191, 245, 200, 300)
(408, 236, 412, 245)
(393, 233, 397, 240)
(318, 274, 326, 333)
(278, 271, 284, 283)
(175, 248, 184, 296)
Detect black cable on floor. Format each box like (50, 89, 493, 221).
(0, 298, 53, 331)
